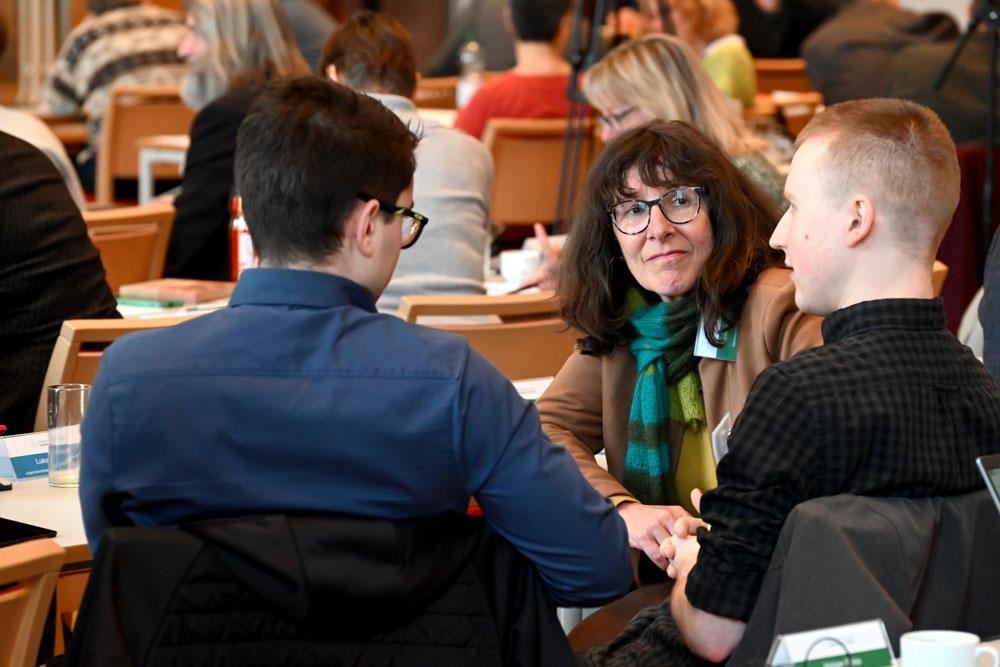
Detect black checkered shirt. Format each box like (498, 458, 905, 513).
(685, 298, 1000, 621)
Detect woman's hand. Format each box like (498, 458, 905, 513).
(617, 502, 692, 570)
(516, 223, 566, 291)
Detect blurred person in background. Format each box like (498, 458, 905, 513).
(0, 15, 85, 208)
(454, 0, 575, 139)
(733, 0, 848, 57)
(0, 132, 119, 435)
(801, 0, 957, 104)
(665, 0, 756, 109)
(166, 0, 309, 280)
(39, 0, 186, 191)
(322, 11, 493, 312)
(884, 3, 998, 145)
(584, 33, 784, 205)
(280, 0, 339, 72)
(425, 0, 516, 76)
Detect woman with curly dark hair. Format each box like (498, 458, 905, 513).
(536, 120, 821, 576)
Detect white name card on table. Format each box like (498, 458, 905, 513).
(767, 619, 894, 667)
(0, 431, 49, 479)
(512, 376, 554, 402)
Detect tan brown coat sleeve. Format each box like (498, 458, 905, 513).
(537, 350, 636, 499)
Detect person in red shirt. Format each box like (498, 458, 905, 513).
(454, 0, 574, 139)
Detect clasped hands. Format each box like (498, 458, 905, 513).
(617, 489, 710, 579)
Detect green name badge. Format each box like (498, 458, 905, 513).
(766, 619, 895, 667)
(694, 317, 738, 362)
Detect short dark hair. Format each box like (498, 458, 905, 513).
(0, 14, 7, 59)
(320, 10, 417, 98)
(234, 77, 418, 267)
(558, 120, 782, 355)
(510, 0, 572, 42)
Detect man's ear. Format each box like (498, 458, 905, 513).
(350, 198, 382, 257)
(845, 194, 876, 248)
(326, 63, 340, 83)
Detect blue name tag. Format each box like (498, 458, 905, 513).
(0, 432, 50, 479)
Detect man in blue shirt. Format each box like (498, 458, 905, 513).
(80, 76, 632, 607)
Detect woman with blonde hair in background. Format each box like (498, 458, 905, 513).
(584, 33, 783, 206)
(166, 0, 310, 279)
(666, 0, 756, 109)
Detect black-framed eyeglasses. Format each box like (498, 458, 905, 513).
(609, 186, 703, 235)
(357, 191, 429, 249)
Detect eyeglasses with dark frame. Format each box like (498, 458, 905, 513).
(356, 191, 429, 249)
(609, 186, 703, 235)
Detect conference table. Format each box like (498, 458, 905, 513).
(0, 477, 88, 564)
(0, 476, 90, 653)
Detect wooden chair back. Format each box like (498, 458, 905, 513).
(749, 59, 824, 137)
(399, 291, 578, 379)
(482, 118, 598, 227)
(414, 75, 460, 109)
(0, 539, 66, 667)
(398, 291, 562, 323)
(753, 58, 814, 93)
(415, 73, 500, 109)
(438, 318, 578, 380)
(84, 204, 175, 294)
(95, 84, 195, 205)
(33, 316, 197, 431)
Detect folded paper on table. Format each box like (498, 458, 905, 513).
(766, 619, 894, 667)
(119, 278, 235, 305)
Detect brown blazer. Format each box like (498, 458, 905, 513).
(537, 268, 824, 500)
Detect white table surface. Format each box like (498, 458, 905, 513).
(0, 476, 89, 563)
(417, 108, 457, 127)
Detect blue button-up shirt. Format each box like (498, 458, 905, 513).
(80, 268, 631, 605)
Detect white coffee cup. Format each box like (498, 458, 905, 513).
(499, 249, 542, 284)
(900, 630, 999, 667)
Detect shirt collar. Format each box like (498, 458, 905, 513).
(702, 33, 747, 58)
(366, 92, 417, 116)
(821, 298, 945, 344)
(229, 268, 377, 312)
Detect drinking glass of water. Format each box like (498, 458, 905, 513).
(48, 384, 90, 488)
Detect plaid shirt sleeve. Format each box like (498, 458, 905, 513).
(684, 363, 818, 621)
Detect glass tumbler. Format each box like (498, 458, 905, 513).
(48, 383, 90, 488)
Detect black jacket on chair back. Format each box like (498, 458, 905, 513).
(64, 513, 575, 666)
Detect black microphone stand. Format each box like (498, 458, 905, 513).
(554, 0, 607, 234)
(934, 0, 999, 250)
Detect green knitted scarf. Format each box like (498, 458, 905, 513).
(622, 290, 705, 505)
